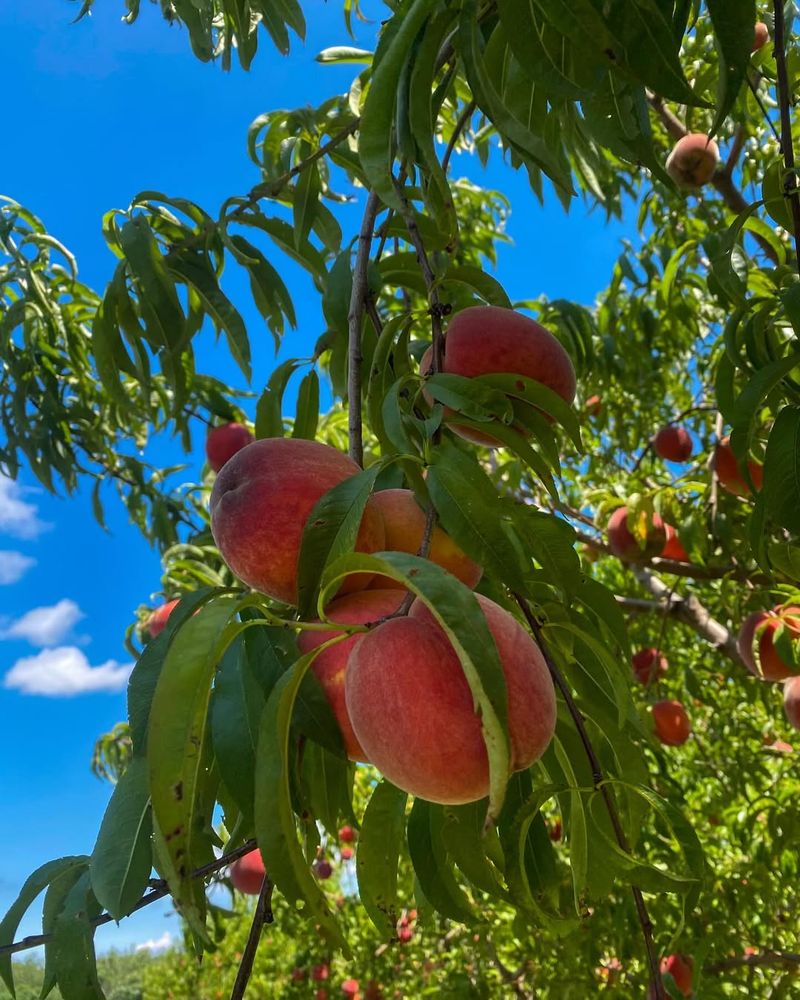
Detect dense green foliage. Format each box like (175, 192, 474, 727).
(4, 1, 800, 998)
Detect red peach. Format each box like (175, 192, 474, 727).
(584, 394, 602, 418)
(632, 648, 669, 685)
(753, 21, 770, 52)
(345, 593, 556, 804)
(367, 489, 482, 589)
(652, 701, 691, 746)
(606, 506, 666, 561)
(738, 606, 800, 681)
(422, 305, 576, 446)
(398, 927, 414, 943)
(653, 425, 693, 462)
(229, 849, 266, 895)
(711, 437, 763, 497)
(209, 438, 385, 604)
(144, 599, 180, 639)
(785, 676, 800, 729)
(342, 980, 359, 997)
(666, 133, 720, 188)
(660, 954, 693, 996)
(297, 589, 407, 760)
(338, 825, 355, 842)
(549, 819, 562, 842)
(661, 524, 690, 563)
(340, 846, 354, 861)
(205, 422, 254, 473)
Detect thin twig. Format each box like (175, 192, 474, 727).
(746, 73, 782, 145)
(772, 0, 800, 270)
(229, 875, 275, 1000)
(348, 191, 382, 467)
(513, 594, 665, 1000)
(705, 950, 800, 974)
(1, 839, 258, 957)
(723, 125, 748, 178)
(442, 99, 477, 174)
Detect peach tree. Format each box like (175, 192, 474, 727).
(2, 2, 800, 998)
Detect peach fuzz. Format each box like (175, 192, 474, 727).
(145, 599, 180, 639)
(297, 589, 406, 761)
(652, 700, 691, 746)
(711, 436, 763, 497)
(666, 133, 720, 188)
(345, 593, 556, 804)
(209, 438, 385, 605)
(229, 848, 266, 895)
(738, 605, 800, 681)
(367, 489, 482, 590)
(784, 675, 800, 729)
(606, 506, 666, 561)
(205, 422, 253, 473)
(421, 305, 576, 446)
(653, 425, 692, 462)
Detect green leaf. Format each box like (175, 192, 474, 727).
(706, 0, 756, 133)
(52, 872, 104, 1000)
(167, 253, 251, 381)
(762, 406, 800, 533)
(293, 144, 321, 250)
(441, 800, 507, 897)
(358, 0, 439, 211)
(730, 351, 800, 455)
(407, 799, 474, 922)
(253, 647, 349, 951)
(0, 856, 89, 998)
(477, 373, 582, 449)
(296, 463, 385, 619)
(90, 757, 153, 921)
(147, 595, 240, 937)
(255, 358, 304, 439)
(426, 373, 514, 425)
(300, 742, 354, 835)
(40, 867, 88, 1000)
(210, 639, 264, 825)
(321, 552, 511, 819)
(292, 369, 320, 440)
(119, 218, 184, 352)
(357, 780, 408, 936)
(427, 440, 529, 589)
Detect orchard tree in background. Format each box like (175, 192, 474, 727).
(2, 1, 800, 998)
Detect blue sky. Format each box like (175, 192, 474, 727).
(0, 0, 631, 957)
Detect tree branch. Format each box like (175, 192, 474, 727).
(348, 191, 382, 467)
(705, 950, 800, 975)
(513, 595, 666, 1000)
(1, 839, 259, 957)
(772, 0, 800, 270)
(629, 565, 746, 668)
(647, 93, 780, 265)
(229, 874, 274, 1000)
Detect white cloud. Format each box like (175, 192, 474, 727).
(135, 931, 172, 953)
(0, 551, 35, 585)
(0, 477, 51, 540)
(0, 599, 85, 647)
(3, 646, 132, 696)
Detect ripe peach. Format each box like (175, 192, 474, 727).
(144, 599, 180, 640)
(738, 606, 800, 681)
(367, 489, 482, 589)
(652, 701, 691, 746)
(661, 954, 693, 997)
(549, 819, 562, 842)
(210, 438, 385, 604)
(229, 849, 266, 895)
(753, 21, 770, 52)
(340, 846, 354, 861)
(312, 965, 330, 982)
(345, 593, 556, 804)
(711, 436, 763, 497)
(342, 979, 359, 997)
(632, 648, 668, 685)
(422, 305, 576, 446)
(661, 524, 690, 563)
(315, 859, 333, 880)
(653, 425, 692, 462)
(206, 422, 253, 473)
(606, 506, 666, 561)
(784, 676, 800, 729)
(338, 825, 356, 842)
(297, 589, 406, 760)
(666, 133, 720, 188)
